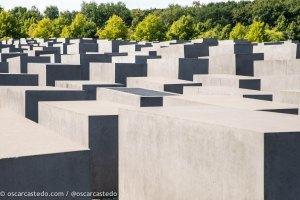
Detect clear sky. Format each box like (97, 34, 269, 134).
(0, 0, 231, 11)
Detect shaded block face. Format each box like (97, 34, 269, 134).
(179, 58, 209, 81)
(243, 94, 273, 101)
(0, 151, 91, 200)
(164, 83, 202, 94)
(25, 90, 87, 122)
(239, 79, 261, 90)
(259, 108, 299, 115)
(89, 116, 119, 194)
(82, 83, 123, 100)
(46, 65, 82, 86)
(97, 88, 175, 107)
(114, 88, 173, 107)
(80, 54, 112, 80)
(0, 62, 8, 73)
(0, 74, 38, 86)
(265, 132, 300, 200)
(115, 63, 147, 85)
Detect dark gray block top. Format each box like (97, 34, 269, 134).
(109, 87, 176, 97)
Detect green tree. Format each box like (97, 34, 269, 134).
(285, 21, 300, 40)
(229, 23, 247, 40)
(44, 6, 59, 20)
(198, 25, 221, 39)
(158, 4, 185, 27)
(251, 0, 287, 26)
(28, 18, 53, 38)
(195, 19, 214, 36)
(0, 11, 18, 39)
(275, 15, 287, 32)
(81, 2, 132, 27)
(265, 28, 285, 42)
(59, 11, 77, 25)
(245, 21, 267, 42)
(167, 15, 196, 40)
(97, 15, 128, 40)
(51, 15, 71, 37)
(9, 6, 42, 38)
(61, 13, 97, 38)
(219, 24, 232, 40)
(131, 9, 156, 28)
(132, 14, 166, 41)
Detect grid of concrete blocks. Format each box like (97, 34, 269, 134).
(0, 38, 300, 200)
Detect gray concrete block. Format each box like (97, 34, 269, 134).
(39, 101, 125, 195)
(194, 74, 261, 90)
(67, 43, 98, 54)
(0, 86, 87, 122)
(254, 59, 300, 76)
(28, 63, 82, 86)
(97, 88, 175, 107)
(56, 80, 124, 100)
(127, 77, 201, 94)
(164, 94, 297, 114)
(90, 63, 147, 86)
(61, 54, 112, 80)
(7, 55, 51, 73)
(0, 110, 91, 199)
(118, 106, 300, 200)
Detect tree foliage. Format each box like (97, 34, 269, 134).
(0, 0, 299, 41)
(245, 21, 267, 42)
(61, 13, 97, 38)
(132, 14, 166, 41)
(97, 15, 128, 40)
(44, 6, 59, 20)
(81, 2, 132, 27)
(230, 23, 247, 40)
(265, 28, 285, 42)
(167, 15, 196, 40)
(0, 11, 18, 39)
(28, 18, 53, 38)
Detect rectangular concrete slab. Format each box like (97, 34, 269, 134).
(118, 105, 300, 200)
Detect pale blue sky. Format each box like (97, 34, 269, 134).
(0, 0, 233, 11)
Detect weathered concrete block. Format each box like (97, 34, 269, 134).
(127, 77, 201, 94)
(28, 63, 82, 86)
(164, 94, 298, 114)
(56, 80, 123, 100)
(254, 59, 300, 76)
(274, 90, 300, 105)
(0, 110, 91, 199)
(61, 54, 112, 79)
(194, 74, 262, 90)
(90, 63, 147, 86)
(97, 88, 175, 107)
(7, 55, 51, 73)
(119, 106, 300, 200)
(0, 86, 87, 122)
(39, 101, 122, 195)
(67, 43, 98, 54)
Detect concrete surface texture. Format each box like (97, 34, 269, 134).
(0, 38, 300, 200)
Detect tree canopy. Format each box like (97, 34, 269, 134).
(97, 15, 128, 40)
(0, 0, 299, 41)
(61, 13, 97, 38)
(132, 14, 166, 41)
(167, 15, 196, 40)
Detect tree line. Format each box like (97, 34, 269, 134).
(0, 0, 299, 42)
